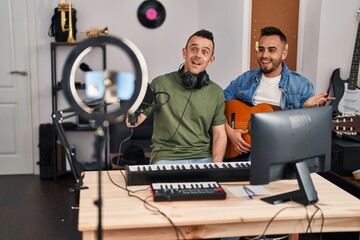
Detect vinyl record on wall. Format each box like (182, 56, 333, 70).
(137, 0, 166, 29)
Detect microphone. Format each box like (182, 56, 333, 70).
(129, 84, 155, 126)
(80, 63, 93, 72)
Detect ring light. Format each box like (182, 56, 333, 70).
(62, 35, 148, 124)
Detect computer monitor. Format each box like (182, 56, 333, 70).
(250, 106, 332, 205)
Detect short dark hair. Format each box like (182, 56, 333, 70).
(185, 29, 215, 54)
(260, 26, 287, 44)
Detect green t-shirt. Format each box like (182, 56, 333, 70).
(143, 71, 226, 164)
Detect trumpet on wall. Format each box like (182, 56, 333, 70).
(84, 27, 109, 39)
(57, 0, 76, 42)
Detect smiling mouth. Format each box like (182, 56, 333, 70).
(260, 59, 272, 67)
(260, 58, 271, 64)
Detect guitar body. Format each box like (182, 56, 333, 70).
(330, 68, 346, 114)
(224, 100, 274, 158)
(331, 68, 360, 115)
(338, 82, 360, 115)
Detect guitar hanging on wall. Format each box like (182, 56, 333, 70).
(331, 9, 360, 116)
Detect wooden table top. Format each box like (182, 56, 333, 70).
(78, 171, 360, 239)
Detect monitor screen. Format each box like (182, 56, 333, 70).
(250, 106, 332, 205)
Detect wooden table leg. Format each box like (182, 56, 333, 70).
(289, 233, 299, 240)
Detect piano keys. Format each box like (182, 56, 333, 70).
(125, 161, 251, 186)
(151, 181, 227, 201)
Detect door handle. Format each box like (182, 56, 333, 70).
(10, 70, 28, 76)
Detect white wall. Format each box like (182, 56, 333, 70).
(34, 0, 248, 163)
(299, 0, 360, 94)
(36, 0, 360, 123)
(199, 0, 246, 86)
(31, 0, 360, 166)
(36, 0, 248, 124)
(318, 0, 360, 92)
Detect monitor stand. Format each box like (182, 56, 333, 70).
(261, 161, 319, 206)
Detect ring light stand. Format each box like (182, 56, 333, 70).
(61, 35, 148, 240)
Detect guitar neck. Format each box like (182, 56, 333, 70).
(348, 14, 360, 90)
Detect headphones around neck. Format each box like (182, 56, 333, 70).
(178, 64, 209, 90)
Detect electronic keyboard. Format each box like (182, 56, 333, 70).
(125, 161, 251, 186)
(151, 181, 226, 201)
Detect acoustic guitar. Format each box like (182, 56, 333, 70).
(224, 100, 279, 158)
(225, 100, 360, 159)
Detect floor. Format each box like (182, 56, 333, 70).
(0, 173, 358, 240)
(0, 173, 81, 240)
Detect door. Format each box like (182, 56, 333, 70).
(250, 0, 300, 71)
(0, 0, 34, 174)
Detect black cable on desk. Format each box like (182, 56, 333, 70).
(244, 204, 324, 240)
(106, 170, 187, 240)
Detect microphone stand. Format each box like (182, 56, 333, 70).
(53, 105, 108, 240)
(52, 107, 89, 202)
(53, 101, 109, 240)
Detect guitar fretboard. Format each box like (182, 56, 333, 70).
(349, 13, 360, 90)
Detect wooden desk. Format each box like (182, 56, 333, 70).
(78, 171, 360, 240)
(320, 171, 360, 199)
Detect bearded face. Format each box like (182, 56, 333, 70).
(256, 35, 288, 78)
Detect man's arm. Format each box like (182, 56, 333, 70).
(211, 123, 227, 163)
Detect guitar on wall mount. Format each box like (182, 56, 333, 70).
(331, 9, 360, 116)
(224, 100, 278, 158)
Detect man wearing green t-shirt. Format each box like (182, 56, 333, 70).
(126, 29, 227, 165)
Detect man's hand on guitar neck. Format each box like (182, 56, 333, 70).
(225, 123, 251, 154)
(304, 92, 335, 108)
